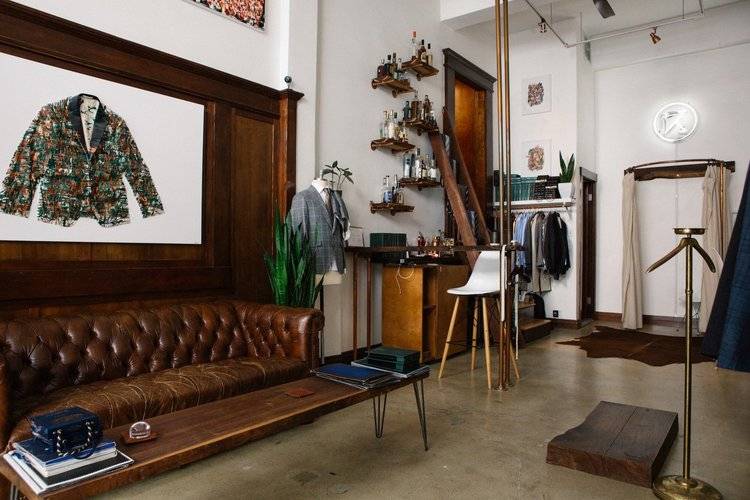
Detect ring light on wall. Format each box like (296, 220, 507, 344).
(652, 102, 698, 143)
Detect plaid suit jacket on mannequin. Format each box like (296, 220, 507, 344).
(288, 186, 347, 275)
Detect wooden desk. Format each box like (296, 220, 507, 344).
(345, 245, 502, 359)
(1, 375, 429, 499)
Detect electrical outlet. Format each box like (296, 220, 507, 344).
(553, 310, 559, 318)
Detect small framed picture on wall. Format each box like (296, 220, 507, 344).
(521, 139, 551, 173)
(522, 74, 551, 115)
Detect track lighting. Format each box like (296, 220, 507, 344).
(650, 27, 661, 44)
(537, 19, 548, 34)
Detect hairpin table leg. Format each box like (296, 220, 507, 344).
(413, 380, 429, 451)
(372, 393, 387, 438)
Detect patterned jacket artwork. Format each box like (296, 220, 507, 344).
(0, 94, 164, 227)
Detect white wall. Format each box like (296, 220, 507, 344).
(314, 0, 500, 356)
(593, 1, 750, 318)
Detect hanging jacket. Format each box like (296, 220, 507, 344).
(544, 212, 570, 280)
(0, 94, 164, 227)
(702, 163, 750, 372)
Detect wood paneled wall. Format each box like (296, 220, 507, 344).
(0, 1, 301, 319)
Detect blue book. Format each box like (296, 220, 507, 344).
(312, 363, 397, 389)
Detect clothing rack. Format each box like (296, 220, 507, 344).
(624, 158, 735, 181)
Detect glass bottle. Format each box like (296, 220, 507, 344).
(418, 39, 426, 62)
(383, 176, 392, 203)
(402, 153, 412, 179)
(411, 91, 421, 122)
(423, 94, 432, 119)
(403, 100, 411, 121)
(413, 148, 422, 178)
(426, 43, 434, 66)
(380, 177, 389, 203)
(380, 110, 388, 139)
(411, 31, 418, 58)
(393, 175, 400, 204)
(386, 55, 392, 78)
(429, 153, 439, 181)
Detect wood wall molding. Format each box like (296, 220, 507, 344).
(0, 0, 300, 318)
(593, 312, 683, 326)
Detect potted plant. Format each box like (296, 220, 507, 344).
(264, 209, 323, 308)
(321, 160, 354, 195)
(558, 152, 575, 199)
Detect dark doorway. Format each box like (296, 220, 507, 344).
(580, 170, 598, 321)
(443, 48, 496, 236)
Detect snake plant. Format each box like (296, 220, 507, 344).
(264, 209, 323, 308)
(559, 152, 575, 183)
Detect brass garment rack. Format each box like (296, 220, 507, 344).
(625, 158, 735, 251)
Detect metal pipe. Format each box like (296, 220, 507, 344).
(493, 0, 504, 246)
(522, 0, 705, 48)
(684, 241, 693, 480)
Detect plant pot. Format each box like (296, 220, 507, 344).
(558, 182, 573, 200)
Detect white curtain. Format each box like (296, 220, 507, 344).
(622, 173, 643, 329)
(699, 165, 729, 332)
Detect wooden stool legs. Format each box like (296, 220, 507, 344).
(481, 298, 492, 389)
(470, 299, 479, 370)
(438, 296, 461, 379)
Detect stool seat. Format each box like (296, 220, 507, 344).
(447, 285, 501, 296)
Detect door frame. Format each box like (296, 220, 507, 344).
(443, 48, 496, 229)
(579, 167, 598, 321)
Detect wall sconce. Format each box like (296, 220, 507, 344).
(650, 27, 661, 44)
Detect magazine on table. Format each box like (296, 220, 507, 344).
(13, 438, 117, 477)
(350, 359, 430, 379)
(3, 450, 133, 495)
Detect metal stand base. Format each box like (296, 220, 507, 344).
(371, 380, 428, 451)
(653, 475, 722, 499)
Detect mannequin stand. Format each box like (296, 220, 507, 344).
(647, 228, 721, 500)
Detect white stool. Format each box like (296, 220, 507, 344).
(438, 251, 518, 389)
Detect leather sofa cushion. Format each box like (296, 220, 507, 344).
(8, 356, 308, 446)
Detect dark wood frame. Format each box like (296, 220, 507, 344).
(443, 48, 496, 232)
(580, 168, 598, 321)
(0, 1, 302, 317)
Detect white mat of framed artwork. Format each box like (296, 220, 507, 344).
(522, 74, 552, 115)
(0, 52, 204, 244)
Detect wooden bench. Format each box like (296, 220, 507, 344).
(1, 375, 429, 499)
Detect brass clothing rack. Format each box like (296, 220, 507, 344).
(625, 158, 734, 252)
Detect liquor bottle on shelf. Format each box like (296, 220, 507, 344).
(403, 100, 411, 121)
(423, 94, 432, 118)
(402, 153, 412, 179)
(380, 177, 389, 203)
(383, 176, 393, 203)
(426, 43, 434, 66)
(386, 55, 393, 78)
(411, 91, 421, 122)
(396, 57, 403, 80)
(392, 175, 399, 204)
(377, 58, 386, 78)
(391, 52, 398, 76)
(387, 112, 398, 140)
(429, 153, 439, 181)
(417, 39, 427, 62)
(380, 111, 388, 139)
(411, 31, 418, 58)
(413, 148, 422, 178)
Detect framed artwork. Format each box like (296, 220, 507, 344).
(187, 0, 266, 30)
(521, 139, 551, 173)
(522, 74, 551, 115)
(0, 53, 204, 244)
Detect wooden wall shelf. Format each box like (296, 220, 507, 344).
(370, 202, 415, 215)
(371, 75, 415, 97)
(404, 117, 439, 136)
(399, 177, 441, 190)
(370, 138, 415, 154)
(401, 57, 439, 80)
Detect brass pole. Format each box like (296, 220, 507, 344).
(493, 0, 505, 390)
(683, 240, 693, 481)
(501, 0, 513, 390)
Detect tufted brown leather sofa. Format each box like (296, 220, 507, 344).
(0, 300, 324, 451)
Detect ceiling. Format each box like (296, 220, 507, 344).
(444, 0, 742, 36)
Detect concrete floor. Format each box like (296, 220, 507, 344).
(104, 325, 750, 499)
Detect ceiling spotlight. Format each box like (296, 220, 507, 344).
(537, 19, 548, 34)
(650, 27, 661, 44)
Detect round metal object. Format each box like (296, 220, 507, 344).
(653, 102, 699, 143)
(673, 228, 705, 236)
(652, 475, 722, 499)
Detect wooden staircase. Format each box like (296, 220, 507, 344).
(428, 107, 492, 267)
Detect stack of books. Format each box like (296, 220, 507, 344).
(312, 363, 398, 389)
(352, 346, 430, 378)
(3, 437, 133, 494)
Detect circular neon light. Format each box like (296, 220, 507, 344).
(653, 102, 698, 143)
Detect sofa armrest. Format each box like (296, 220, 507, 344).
(234, 302, 324, 369)
(0, 354, 9, 451)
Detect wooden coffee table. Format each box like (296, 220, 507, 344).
(1, 374, 428, 499)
